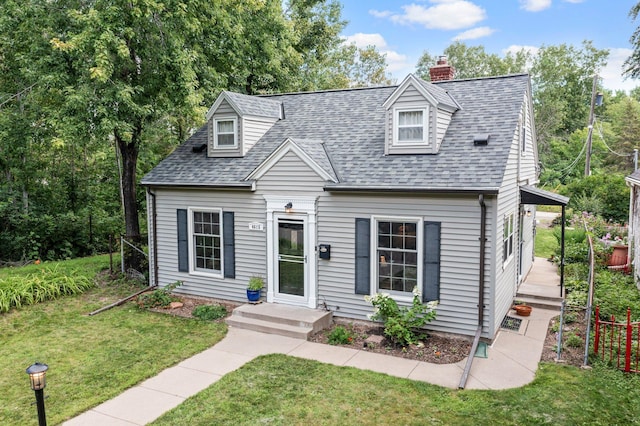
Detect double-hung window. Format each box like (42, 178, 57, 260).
(396, 108, 427, 144)
(503, 213, 514, 263)
(214, 118, 237, 148)
(376, 218, 420, 294)
(192, 209, 221, 273)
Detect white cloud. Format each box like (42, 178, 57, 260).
(503, 44, 540, 58)
(343, 33, 388, 49)
(381, 1, 486, 30)
(453, 26, 495, 41)
(369, 9, 392, 18)
(519, 0, 552, 12)
(342, 33, 411, 76)
(601, 48, 639, 93)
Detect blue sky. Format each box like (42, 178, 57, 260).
(339, 0, 639, 92)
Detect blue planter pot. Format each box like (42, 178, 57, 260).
(246, 289, 261, 302)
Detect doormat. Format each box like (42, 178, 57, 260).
(501, 315, 522, 332)
(474, 341, 488, 358)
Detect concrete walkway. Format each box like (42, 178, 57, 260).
(65, 266, 560, 425)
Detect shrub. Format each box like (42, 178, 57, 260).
(137, 281, 181, 309)
(192, 304, 227, 321)
(365, 288, 437, 346)
(565, 332, 583, 348)
(327, 325, 355, 345)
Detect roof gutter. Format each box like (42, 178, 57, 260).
(458, 193, 487, 389)
(324, 185, 499, 195)
(140, 181, 256, 191)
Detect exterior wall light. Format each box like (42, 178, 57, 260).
(26, 362, 48, 426)
(284, 202, 293, 213)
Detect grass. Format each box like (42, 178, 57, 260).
(535, 226, 558, 259)
(0, 255, 227, 426)
(152, 355, 640, 425)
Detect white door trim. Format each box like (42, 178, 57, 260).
(264, 195, 318, 308)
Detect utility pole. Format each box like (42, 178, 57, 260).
(584, 74, 598, 176)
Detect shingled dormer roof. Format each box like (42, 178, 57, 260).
(142, 74, 531, 193)
(205, 90, 282, 121)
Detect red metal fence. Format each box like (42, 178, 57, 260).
(594, 306, 640, 373)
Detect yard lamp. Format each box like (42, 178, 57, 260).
(26, 362, 48, 426)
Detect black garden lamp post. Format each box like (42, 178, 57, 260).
(26, 362, 48, 426)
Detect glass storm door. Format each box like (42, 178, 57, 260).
(276, 218, 306, 298)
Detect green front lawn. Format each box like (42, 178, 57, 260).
(0, 256, 227, 425)
(535, 226, 558, 259)
(152, 354, 640, 425)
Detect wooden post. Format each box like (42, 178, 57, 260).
(625, 308, 632, 372)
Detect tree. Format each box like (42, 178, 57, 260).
(625, 2, 640, 78)
(415, 41, 529, 80)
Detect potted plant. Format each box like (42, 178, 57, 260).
(246, 276, 264, 302)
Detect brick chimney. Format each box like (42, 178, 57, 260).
(429, 56, 455, 82)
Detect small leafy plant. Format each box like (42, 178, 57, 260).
(192, 304, 227, 321)
(137, 281, 182, 309)
(247, 276, 264, 291)
(565, 332, 583, 348)
(365, 287, 437, 346)
(327, 325, 355, 345)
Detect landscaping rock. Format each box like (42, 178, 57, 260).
(169, 301, 184, 309)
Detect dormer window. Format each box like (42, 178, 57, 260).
(395, 108, 428, 145)
(214, 117, 237, 148)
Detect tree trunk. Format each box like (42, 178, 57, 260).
(115, 126, 143, 272)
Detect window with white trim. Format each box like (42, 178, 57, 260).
(214, 118, 237, 148)
(503, 213, 514, 262)
(376, 218, 420, 294)
(395, 108, 427, 144)
(191, 209, 221, 273)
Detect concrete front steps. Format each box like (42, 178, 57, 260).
(225, 303, 333, 339)
(515, 291, 563, 311)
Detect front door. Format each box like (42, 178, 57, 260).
(275, 216, 307, 302)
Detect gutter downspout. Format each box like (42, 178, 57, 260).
(459, 194, 487, 389)
(148, 189, 159, 287)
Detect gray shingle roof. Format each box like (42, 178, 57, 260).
(223, 91, 282, 118)
(142, 74, 531, 192)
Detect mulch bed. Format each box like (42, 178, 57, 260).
(148, 295, 241, 319)
(309, 319, 472, 364)
(540, 309, 590, 367)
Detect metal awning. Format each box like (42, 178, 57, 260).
(520, 185, 569, 206)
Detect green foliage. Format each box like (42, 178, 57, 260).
(565, 332, 583, 348)
(327, 325, 355, 345)
(365, 290, 437, 346)
(534, 226, 558, 259)
(562, 174, 629, 222)
(0, 265, 95, 313)
(247, 276, 264, 290)
(192, 304, 227, 321)
(137, 281, 182, 309)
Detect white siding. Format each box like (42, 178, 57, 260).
(208, 100, 242, 157)
(317, 193, 496, 338)
(255, 150, 327, 195)
(436, 110, 453, 151)
(242, 117, 277, 155)
(386, 84, 433, 155)
(151, 189, 267, 302)
(519, 93, 538, 182)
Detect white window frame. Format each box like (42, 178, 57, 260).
(188, 207, 223, 278)
(393, 107, 428, 145)
(213, 117, 237, 149)
(503, 212, 514, 264)
(372, 215, 423, 303)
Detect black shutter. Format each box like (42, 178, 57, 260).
(177, 209, 188, 272)
(355, 218, 371, 295)
(423, 221, 441, 302)
(223, 211, 235, 278)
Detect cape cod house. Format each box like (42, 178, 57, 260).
(141, 64, 564, 341)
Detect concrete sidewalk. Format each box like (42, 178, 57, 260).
(64, 306, 557, 425)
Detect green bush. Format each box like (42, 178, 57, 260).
(565, 332, 583, 348)
(137, 281, 181, 309)
(192, 304, 227, 321)
(563, 174, 629, 222)
(365, 289, 437, 346)
(327, 325, 355, 345)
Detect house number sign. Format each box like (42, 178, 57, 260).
(248, 222, 264, 231)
